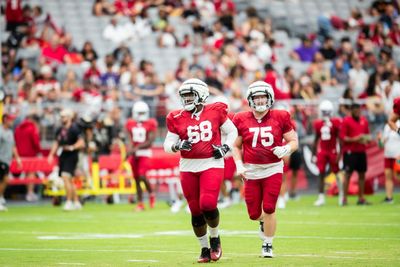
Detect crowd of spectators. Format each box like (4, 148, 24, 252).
(1, 0, 400, 144)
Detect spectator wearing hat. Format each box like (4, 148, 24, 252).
(14, 113, 41, 202)
(0, 114, 22, 211)
(47, 109, 84, 211)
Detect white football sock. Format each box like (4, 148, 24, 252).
(208, 226, 219, 238)
(197, 234, 209, 248)
(264, 236, 273, 244)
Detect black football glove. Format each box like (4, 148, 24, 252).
(174, 139, 192, 151)
(212, 144, 230, 159)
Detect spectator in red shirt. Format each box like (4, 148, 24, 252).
(14, 113, 41, 202)
(5, 0, 24, 32)
(340, 102, 371, 206)
(41, 34, 67, 64)
(264, 63, 290, 100)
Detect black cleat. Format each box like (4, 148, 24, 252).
(197, 247, 211, 263)
(210, 236, 222, 261)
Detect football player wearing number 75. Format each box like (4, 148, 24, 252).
(232, 81, 298, 258)
(163, 78, 238, 263)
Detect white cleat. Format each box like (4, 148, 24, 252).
(74, 201, 82, 210)
(0, 196, 6, 205)
(170, 200, 184, 213)
(217, 198, 232, 209)
(63, 201, 75, 211)
(261, 242, 273, 258)
(0, 204, 8, 212)
(26, 193, 38, 202)
(314, 197, 326, 207)
(277, 196, 286, 209)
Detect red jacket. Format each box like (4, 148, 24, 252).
(15, 119, 41, 157)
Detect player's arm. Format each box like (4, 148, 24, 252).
(163, 131, 192, 153)
(283, 129, 299, 153)
(213, 119, 238, 159)
(388, 112, 400, 134)
(47, 140, 59, 163)
(232, 136, 247, 175)
(312, 132, 320, 157)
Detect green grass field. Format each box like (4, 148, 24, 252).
(0, 193, 399, 267)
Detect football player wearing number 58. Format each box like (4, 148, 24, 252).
(163, 78, 238, 263)
(232, 81, 298, 258)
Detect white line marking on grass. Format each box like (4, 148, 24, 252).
(333, 251, 366, 254)
(0, 248, 393, 261)
(281, 221, 400, 227)
(127, 260, 159, 263)
(37, 234, 144, 240)
(57, 263, 86, 266)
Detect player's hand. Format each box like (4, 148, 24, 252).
(235, 160, 247, 176)
(272, 144, 291, 159)
(212, 144, 230, 159)
(174, 139, 192, 151)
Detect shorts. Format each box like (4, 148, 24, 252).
(384, 158, 396, 169)
(343, 151, 367, 173)
(223, 156, 236, 180)
(0, 161, 10, 181)
(243, 173, 283, 219)
(289, 150, 302, 171)
(130, 156, 150, 179)
(59, 154, 79, 178)
(317, 152, 339, 174)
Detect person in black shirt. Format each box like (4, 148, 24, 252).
(48, 109, 84, 211)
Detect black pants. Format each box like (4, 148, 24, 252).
(0, 161, 10, 182)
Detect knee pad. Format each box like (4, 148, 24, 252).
(263, 204, 275, 215)
(203, 208, 219, 221)
(191, 214, 206, 228)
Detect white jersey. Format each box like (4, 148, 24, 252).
(382, 122, 400, 159)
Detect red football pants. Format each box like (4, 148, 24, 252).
(180, 168, 224, 216)
(244, 173, 283, 220)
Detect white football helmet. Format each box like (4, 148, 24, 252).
(319, 100, 334, 118)
(246, 81, 274, 112)
(178, 78, 209, 111)
(132, 101, 150, 122)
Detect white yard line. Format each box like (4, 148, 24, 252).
(0, 229, 398, 241)
(127, 260, 159, 263)
(57, 263, 86, 266)
(0, 248, 393, 261)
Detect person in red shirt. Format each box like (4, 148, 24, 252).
(125, 101, 157, 211)
(232, 81, 298, 258)
(312, 100, 342, 206)
(388, 97, 400, 134)
(163, 78, 237, 263)
(5, 0, 24, 32)
(14, 114, 41, 202)
(340, 102, 371, 205)
(41, 35, 67, 64)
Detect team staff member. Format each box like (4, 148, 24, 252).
(340, 102, 371, 206)
(48, 109, 84, 211)
(0, 114, 22, 211)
